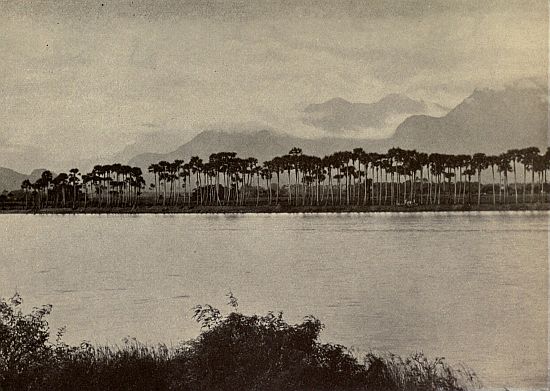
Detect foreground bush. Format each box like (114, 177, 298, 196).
(0, 294, 479, 391)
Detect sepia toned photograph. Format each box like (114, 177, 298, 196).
(0, 1, 548, 390)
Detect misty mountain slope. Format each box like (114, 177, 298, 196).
(0, 168, 51, 192)
(392, 80, 548, 154)
(0, 167, 28, 193)
(128, 130, 385, 169)
(302, 94, 429, 133)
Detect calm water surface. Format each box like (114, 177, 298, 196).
(0, 212, 547, 389)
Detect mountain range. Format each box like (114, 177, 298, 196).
(1, 79, 547, 191)
(129, 79, 548, 169)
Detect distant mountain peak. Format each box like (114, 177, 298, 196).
(303, 93, 428, 134)
(393, 80, 547, 154)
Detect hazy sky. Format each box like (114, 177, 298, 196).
(0, 0, 547, 172)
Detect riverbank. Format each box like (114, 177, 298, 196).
(0, 202, 548, 214)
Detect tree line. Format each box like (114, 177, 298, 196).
(12, 145, 550, 210)
(18, 165, 145, 210)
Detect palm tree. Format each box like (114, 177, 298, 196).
(288, 148, 303, 205)
(533, 152, 546, 202)
(40, 170, 53, 208)
(472, 153, 487, 206)
(486, 156, 498, 205)
(81, 173, 93, 208)
(20, 179, 31, 209)
(188, 156, 203, 205)
(497, 154, 512, 204)
(69, 168, 80, 209)
(522, 147, 540, 203)
(507, 149, 520, 203)
(148, 163, 160, 204)
(416, 152, 429, 205)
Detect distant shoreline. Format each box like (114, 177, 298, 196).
(1, 203, 548, 214)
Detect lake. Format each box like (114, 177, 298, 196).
(0, 211, 547, 389)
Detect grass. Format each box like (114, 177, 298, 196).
(0, 294, 480, 391)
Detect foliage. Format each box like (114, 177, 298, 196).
(0, 294, 480, 391)
(363, 352, 480, 391)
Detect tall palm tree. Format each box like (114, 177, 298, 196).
(472, 153, 487, 206)
(40, 170, 53, 208)
(506, 149, 520, 203)
(521, 147, 540, 203)
(148, 163, 160, 204)
(497, 153, 512, 204)
(189, 156, 203, 205)
(416, 152, 429, 205)
(486, 156, 498, 205)
(288, 147, 303, 205)
(20, 179, 31, 209)
(68, 168, 80, 209)
(270, 156, 283, 205)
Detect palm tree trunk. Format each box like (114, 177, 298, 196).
(419, 167, 424, 205)
(287, 171, 292, 205)
(523, 165, 527, 203)
(427, 170, 431, 205)
(477, 171, 481, 206)
(384, 172, 388, 205)
(256, 173, 260, 206)
(378, 169, 382, 206)
(370, 164, 374, 205)
(363, 164, 368, 205)
(531, 166, 535, 203)
(276, 172, 280, 205)
(504, 170, 508, 204)
(498, 172, 502, 204)
(84, 184, 88, 208)
(513, 160, 518, 203)
(491, 166, 496, 205)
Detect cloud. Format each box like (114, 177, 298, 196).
(302, 94, 428, 134)
(0, 1, 546, 169)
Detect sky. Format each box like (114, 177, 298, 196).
(0, 0, 547, 172)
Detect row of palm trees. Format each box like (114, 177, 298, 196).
(145, 146, 550, 208)
(20, 165, 145, 209)
(17, 145, 549, 210)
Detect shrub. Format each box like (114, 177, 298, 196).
(0, 294, 479, 391)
